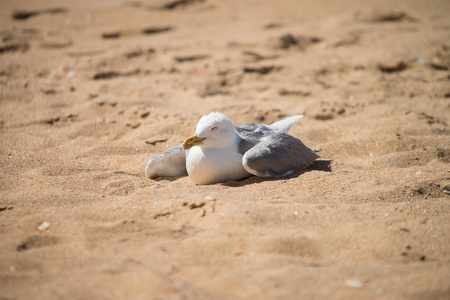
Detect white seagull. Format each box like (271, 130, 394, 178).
(145, 112, 320, 185)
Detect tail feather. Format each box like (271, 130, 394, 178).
(269, 115, 303, 133)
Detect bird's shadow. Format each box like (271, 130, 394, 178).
(151, 175, 187, 182)
(221, 159, 333, 187)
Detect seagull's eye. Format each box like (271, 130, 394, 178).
(211, 126, 217, 131)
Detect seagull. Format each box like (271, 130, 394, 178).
(145, 112, 320, 185)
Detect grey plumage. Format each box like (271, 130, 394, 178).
(242, 133, 320, 177)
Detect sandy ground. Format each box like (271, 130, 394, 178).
(1, 0, 449, 299)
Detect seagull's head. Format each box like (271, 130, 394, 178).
(183, 112, 237, 150)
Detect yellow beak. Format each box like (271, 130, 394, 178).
(183, 135, 206, 150)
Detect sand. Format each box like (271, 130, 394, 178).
(1, 0, 449, 299)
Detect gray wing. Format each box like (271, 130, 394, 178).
(235, 123, 273, 144)
(242, 133, 320, 177)
(235, 115, 303, 148)
(145, 144, 187, 179)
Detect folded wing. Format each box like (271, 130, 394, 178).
(242, 133, 320, 177)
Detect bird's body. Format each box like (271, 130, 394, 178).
(145, 112, 320, 185)
(186, 138, 250, 185)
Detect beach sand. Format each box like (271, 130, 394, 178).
(1, 0, 449, 299)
